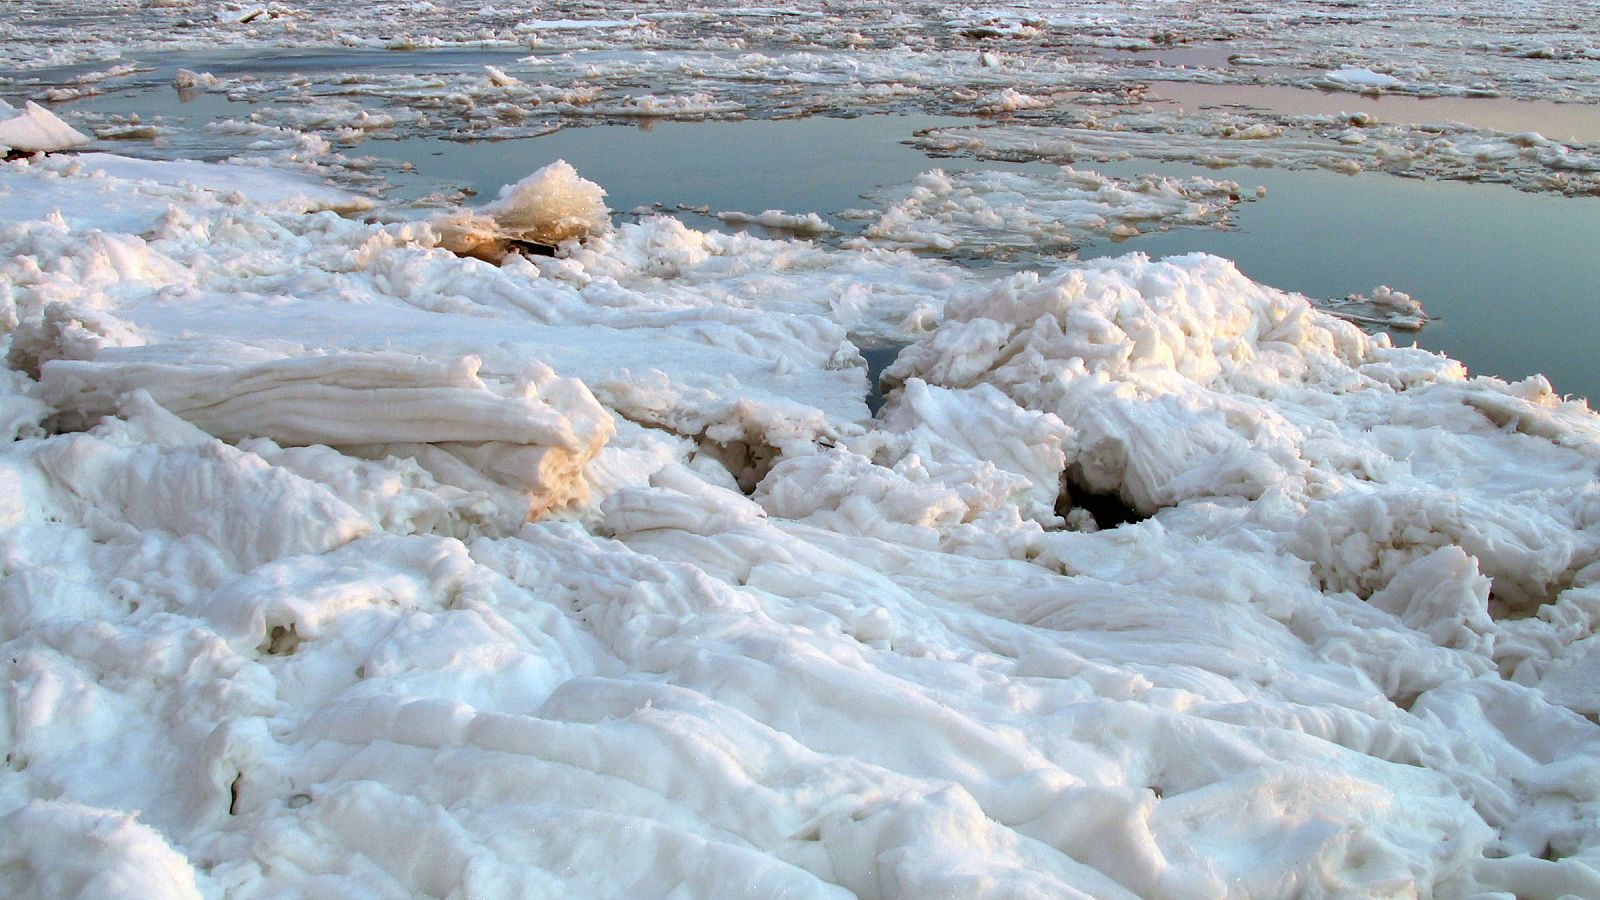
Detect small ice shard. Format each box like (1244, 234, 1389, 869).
(1323, 285, 1428, 331)
(1316, 66, 1403, 93)
(484, 65, 522, 87)
(0, 101, 91, 154)
(216, 4, 267, 24)
(435, 159, 611, 260)
(716, 209, 838, 234)
(976, 87, 1048, 113)
(173, 69, 222, 90)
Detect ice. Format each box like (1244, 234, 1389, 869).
(3, 2, 1600, 896)
(975, 87, 1051, 113)
(1314, 66, 1405, 93)
(435, 158, 611, 257)
(521, 19, 635, 32)
(1321, 284, 1428, 331)
(15, 9, 1585, 197)
(913, 114, 1600, 197)
(849, 166, 1241, 256)
(5, 147, 1599, 896)
(716, 209, 839, 235)
(172, 69, 221, 90)
(0, 101, 90, 154)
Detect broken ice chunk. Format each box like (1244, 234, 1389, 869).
(434, 159, 611, 260)
(0, 101, 91, 154)
(1321, 285, 1428, 331)
(39, 347, 614, 523)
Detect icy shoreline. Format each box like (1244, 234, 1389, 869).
(2, 144, 1599, 897)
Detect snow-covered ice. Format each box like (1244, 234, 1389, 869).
(2, 1, 1600, 897)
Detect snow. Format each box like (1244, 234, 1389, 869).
(2, 1, 1599, 897)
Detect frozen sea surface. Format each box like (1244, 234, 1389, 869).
(3, 2, 1600, 898)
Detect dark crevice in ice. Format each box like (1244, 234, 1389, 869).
(504, 238, 558, 258)
(258, 623, 303, 656)
(604, 408, 774, 495)
(1074, 489, 1147, 530)
(1056, 471, 1149, 530)
(1486, 576, 1574, 620)
(695, 437, 777, 496)
(861, 342, 910, 416)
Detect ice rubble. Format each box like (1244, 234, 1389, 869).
(3, 143, 1600, 898)
(913, 114, 1600, 197)
(716, 209, 839, 235)
(4, 0, 1596, 110)
(5, 0, 1595, 201)
(848, 166, 1242, 255)
(1321, 285, 1429, 332)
